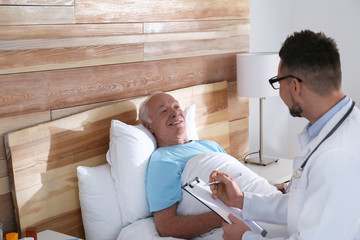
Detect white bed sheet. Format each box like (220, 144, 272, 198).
(117, 152, 288, 240)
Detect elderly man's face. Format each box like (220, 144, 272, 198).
(145, 93, 187, 143)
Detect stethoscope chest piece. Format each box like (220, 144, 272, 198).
(293, 168, 303, 179)
(285, 167, 303, 192)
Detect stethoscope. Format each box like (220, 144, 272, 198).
(285, 101, 356, 192)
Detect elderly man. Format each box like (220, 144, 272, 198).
(139, 91, 283, 239)
(210, 30, 360, 240)
(139, 92, 225, 239)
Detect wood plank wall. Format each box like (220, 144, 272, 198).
(0, 0, 250, 234)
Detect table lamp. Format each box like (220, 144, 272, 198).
(237, 53, 279, 166)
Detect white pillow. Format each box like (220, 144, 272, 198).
(78, 104, 198, 238)
(184, 104, 199, 140)
(105, 104, 198, 225)
(77, 164, 122, 240)
(106, 121, 157, 227)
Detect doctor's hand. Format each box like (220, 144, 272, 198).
(209, 170, 244, 209)
(222, 214, 250, 240)
(274, 182, 288, 194)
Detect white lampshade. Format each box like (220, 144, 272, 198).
(237, 53, 280, 98)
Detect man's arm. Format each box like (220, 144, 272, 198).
(154, 203, 222, 239)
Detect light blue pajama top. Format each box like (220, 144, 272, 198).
(146, 140, 225, 213)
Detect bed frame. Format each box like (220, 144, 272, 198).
(5, 81, 246, 238)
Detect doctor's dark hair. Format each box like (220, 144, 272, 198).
(279, 30, 342, 95)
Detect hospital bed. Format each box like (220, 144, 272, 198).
(5, 81, 285, 239)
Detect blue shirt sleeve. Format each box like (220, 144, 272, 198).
(146, 152, 183, 212)
(146, 140, 226, 213)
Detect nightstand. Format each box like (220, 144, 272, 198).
(242, 158, 293, 184)
(38, 230, 82, 240)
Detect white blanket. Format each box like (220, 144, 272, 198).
(118, 152, 285, 240)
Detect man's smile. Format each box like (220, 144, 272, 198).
(169, 120, 183, 126)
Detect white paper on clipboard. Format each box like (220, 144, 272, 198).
(182, 177, 267, 237)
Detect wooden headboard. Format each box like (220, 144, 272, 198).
(5, 81, 246, 238)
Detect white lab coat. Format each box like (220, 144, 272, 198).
(242, 100, 360, 240)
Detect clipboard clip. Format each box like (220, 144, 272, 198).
(189, 177, 200, 188)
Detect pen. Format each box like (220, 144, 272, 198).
(206, 172, 242, 186)
(284, 178, 292, 192)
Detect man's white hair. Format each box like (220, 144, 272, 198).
(139, 91, 164, 124)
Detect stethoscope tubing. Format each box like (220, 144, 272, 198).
(285, 101, 356, 192)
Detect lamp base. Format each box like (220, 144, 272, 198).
(244, 156, 279, 166)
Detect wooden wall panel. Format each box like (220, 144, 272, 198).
(144, 19, 249, 36)
(229, 118, 249, 159)
(0, 111, 51, 234)
(0, 0, 73, 5)
(0, 53, 238, 118)
(227, 81, 249, 121)
(227, 80, 249, 159)
(0, 176, 10, 195)
(144, 36, 248, 61)
(0, 44, 144, 74)
(0, 23, 144, 74)
(0, 111, 51, 159)
(0, 159, 8, 177)
(51, 100, 122, 120)
(0, 6, 75, 25)
(0, 32, 229, 51)
(0, 193, 16, 234)
(0, 31, 233, 74)
(0, 23, 143, 40)
(75, 0, 249, 23)
(0, 21, 247, 74)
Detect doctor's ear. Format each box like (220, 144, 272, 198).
(291, 78, 303, 95)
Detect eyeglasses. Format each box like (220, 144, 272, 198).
(268, 75, 303, 90)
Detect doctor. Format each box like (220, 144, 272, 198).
(210, 30, 360, 240)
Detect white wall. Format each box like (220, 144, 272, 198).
(249, 0, 360, 159)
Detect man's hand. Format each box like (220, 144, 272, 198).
(222, 214, 250, 240)
(274, 182, 288, 194)
(209, 170, 244, 209)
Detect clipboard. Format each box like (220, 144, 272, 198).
(182, 177, 267, 237)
